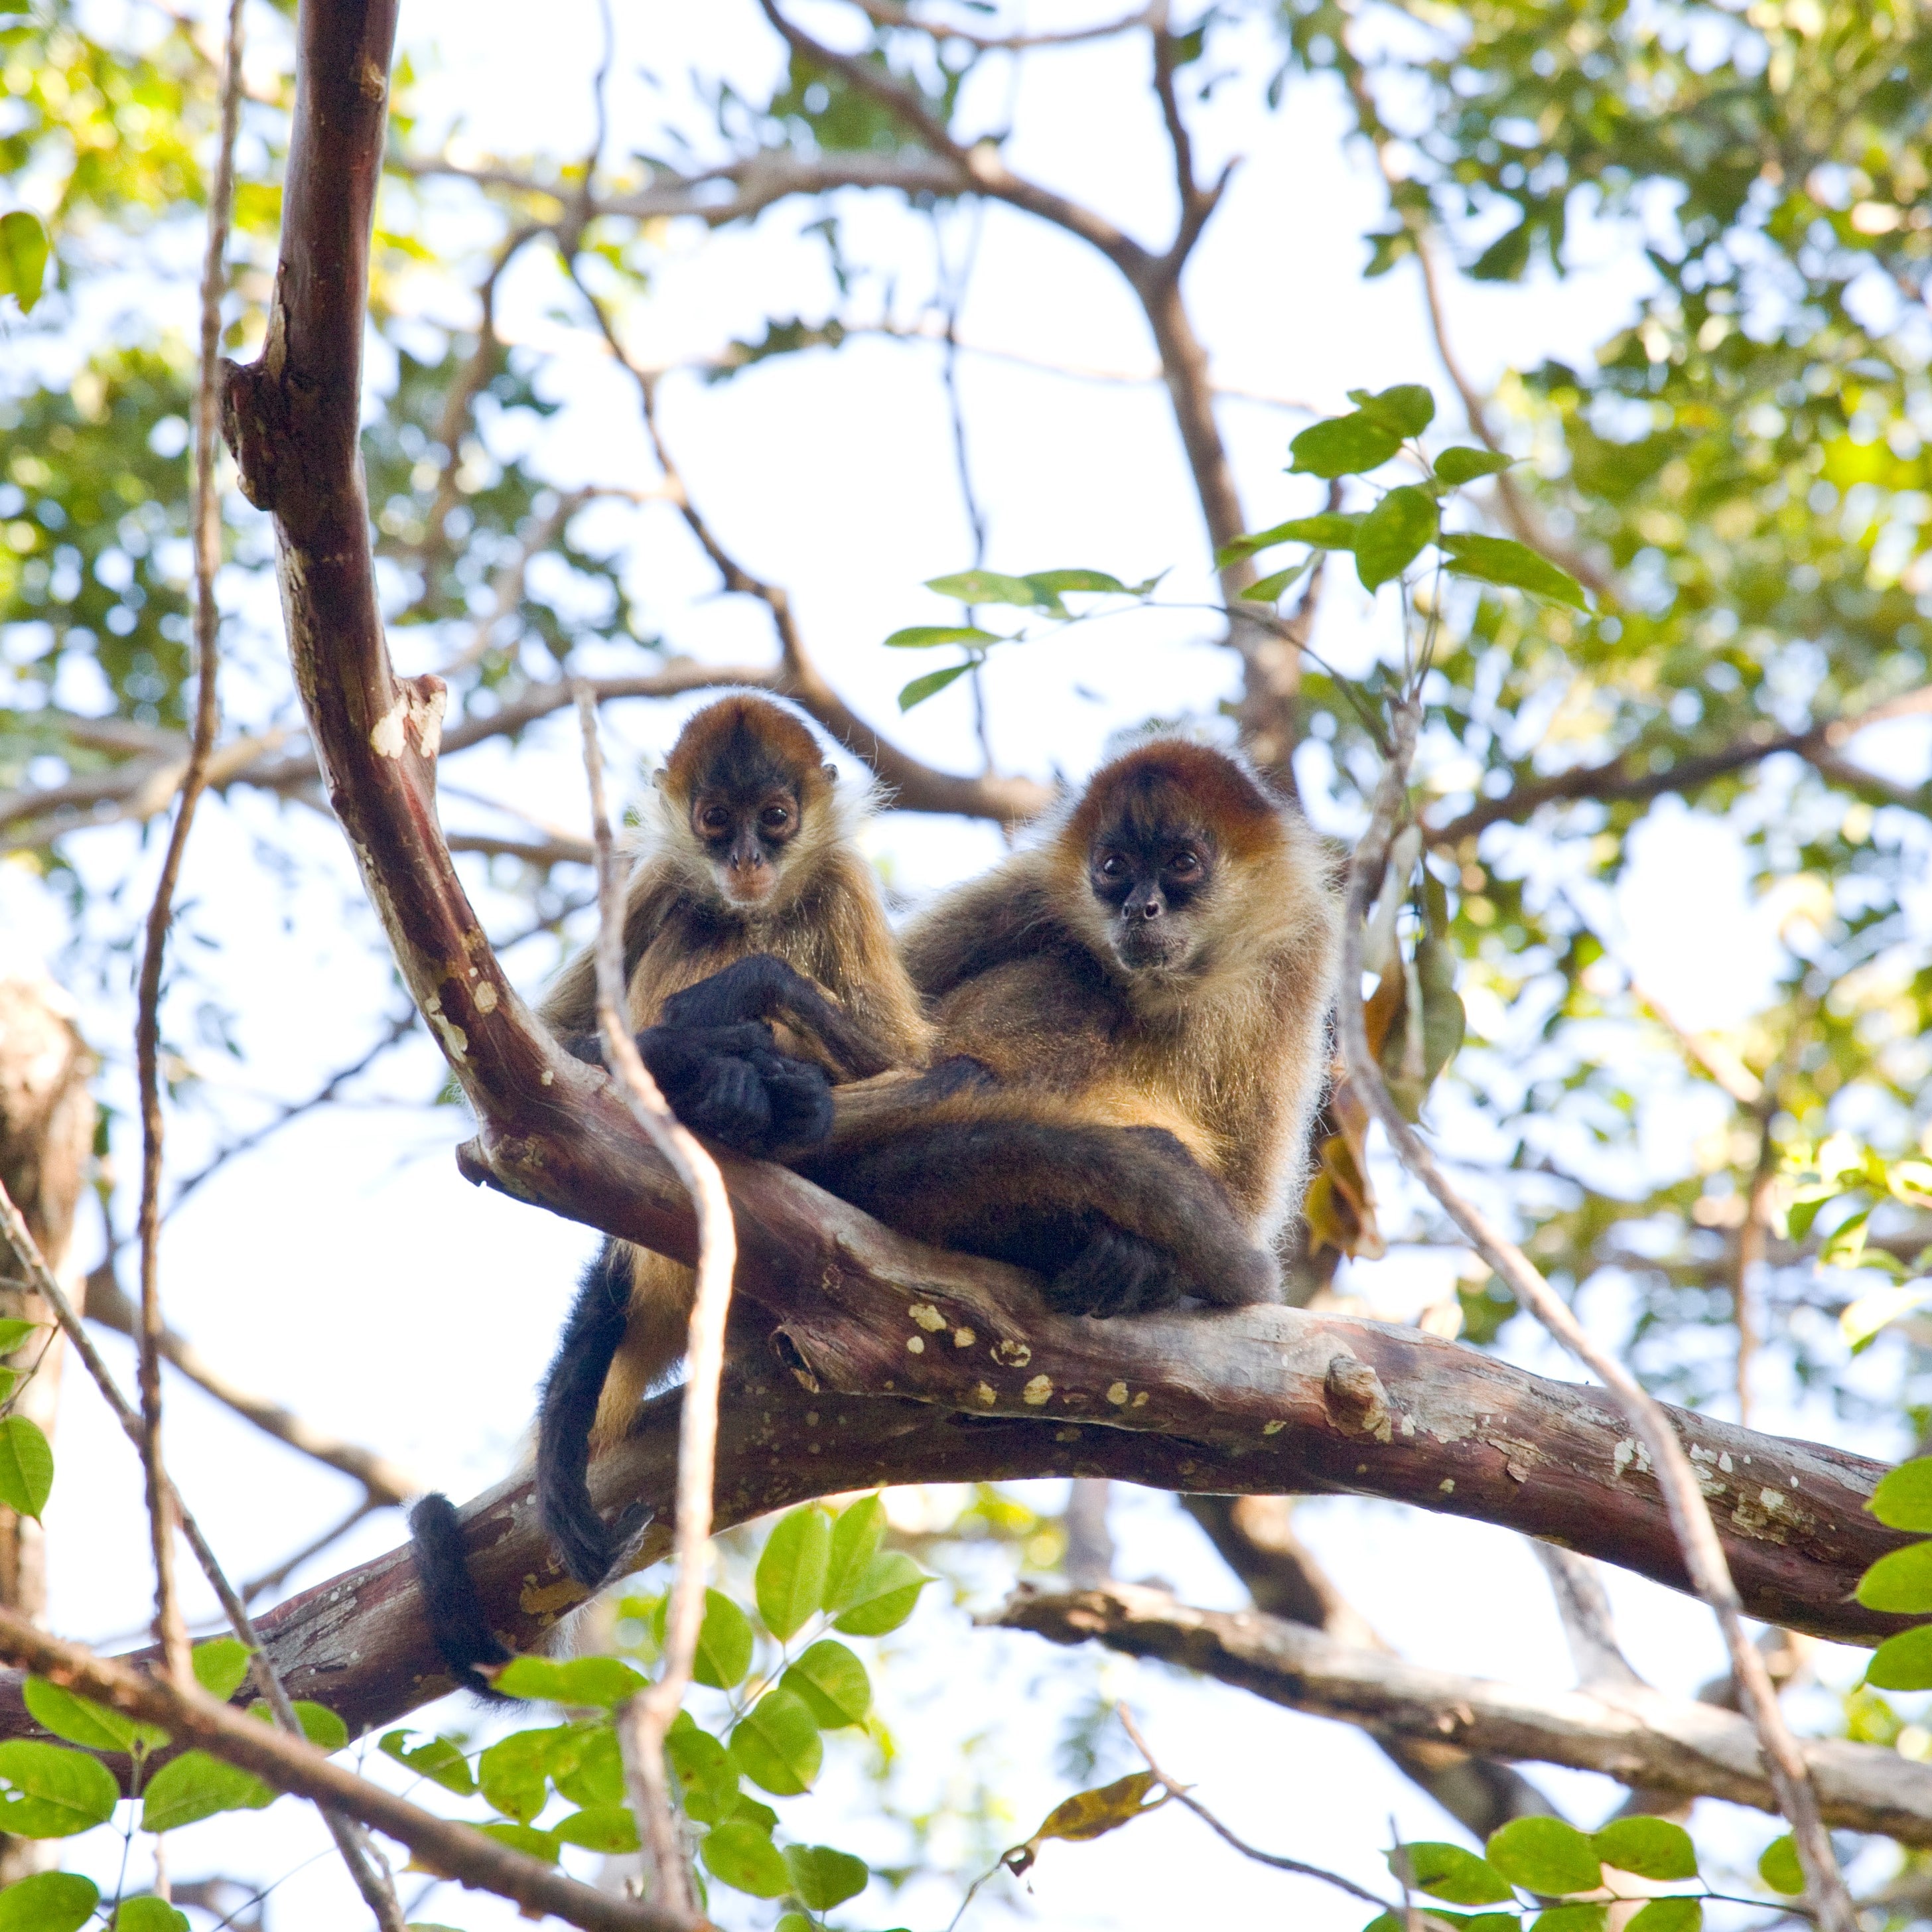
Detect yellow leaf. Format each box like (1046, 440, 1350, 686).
(1000, 1771, 1167, 1877)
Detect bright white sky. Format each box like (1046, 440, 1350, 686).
(4, 0, 1927, 1927)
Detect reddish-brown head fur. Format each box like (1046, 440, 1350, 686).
(660, 695, 833, 812)
(1060, 738, 1286, 866)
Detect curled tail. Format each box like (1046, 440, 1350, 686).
(408, 1493, 512, 1698)
(802, 1085, 1278, 1316)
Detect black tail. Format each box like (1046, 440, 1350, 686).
(408, 1493, 512, 1698)
(805, 1110, 1277, 1316)
(537, 1239, 645, 1589)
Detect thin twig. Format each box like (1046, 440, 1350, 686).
(1115, 1704, 1392, 1907)
(132, 0, 252, 1692)
(1336, 697, 1856, 1931)
(0, 1182, 404, 1928)
(575, 688, 737, 1916)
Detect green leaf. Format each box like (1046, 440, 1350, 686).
(1239, 559, 1313, 602)
(1219, 512, 1362, 563)
(1389, 1842, 1515, 1905)
(776, 1917, 815, 1932)
(24, 1678, 168, 1755)
(1354, 383, 1436, 438)
(1872, 1459, 1932, 1531)
(1590, 1817, 1696, 1882)
(1758, 1834, 1803, 1896)
(898, 662, 975, 713)
(1355, 485, 1439, 590)
(786, 1844, 868, 1910)
(554, 1725, 622, 1808)
(0, 1742, 117, 1841)
(552, 1804, 639, 1852)
(1531, 1911, 1606, 1931)
(190, 1638, 254, 1703)
(0, 1322, 40, 1357)
(247, 1700, 346, 1752)
(824, 1495, 886, 1612)
(701, 1819, 792, 1898)
(476, 1821, 557, 1864)
(1486, 1817, 1600, 1896)
(1625, 1902, 1702, 1931)
(1865, 1622, 1932, 1689)
(756, 1507, 831, 1641)
(728, 1792, 779, 1832)
(729, 1688, 823, 1797)
(1440, 533, 1587, 609)
(1288, 413, 1403, 479)
(1856, 1539, 1932, 1612)
(693, 1590, 754, 1690)
(480, 1728, 563, 1823)
(830, 1551, 929, 1636)
(782, 1639, 871, 1728)
(1470, 221, 1531, 282)
(882, 624, 1004, 650)
(492, 1655, 646, 1708)
(925, 570, 1050, 609)
(666, 1717, 736, 1803)
(0, 1419, 53, 1523)
(378, 1729, 476, 1797)
(0, 212, 48, 316)
(139, 1750, 272, 1832)
(1026, 569, 1128, 596)
(0, 1871, 98, 1932)
(1434, 447, 1514, 485)
(112, 1899, 188, 1932)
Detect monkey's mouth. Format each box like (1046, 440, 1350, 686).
(720, 863, 778, 906)
(1113, 921, 1188, 971)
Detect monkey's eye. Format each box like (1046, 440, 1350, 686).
(1095, 854, 1128, 881)
(699, 805, 732, 834)
(1168, 851, 1202, 876)
(760, 804, 792, 831)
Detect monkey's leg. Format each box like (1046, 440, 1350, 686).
(407, 1493, 512, 1697)
(656, 954, 902, 1079)
(809, 1112, 1278, 1315)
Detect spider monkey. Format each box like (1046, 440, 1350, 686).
(411, 693, 931, 1690)
(793, 734, 1342, 1309)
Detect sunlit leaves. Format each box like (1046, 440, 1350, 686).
(1389, 1842, 1515, 1905)
(0, 1419, 52, 1523)
(781, 1639, 871, 1728)
(552, 1805, 638, 1852)
(1590, 1818, 1696, 1882)
(0, 1870, 98, 1931)
(1872, 1459, 1932, 1532)
(111, 1899, 188, 1932)
(1864, 1623, 1932, 1690)
(896, 661, 975, 711)
(1438, 533, 1586, 608)
(0, 1742, 118, 1839)
(729, 1688, 823, 1797)
(1288, 412, 1402, 479)
(882, 624, 1004, 650)
(785, 1843, 868, 1909)
(380, 1729, 476, 1796)
(1485, 1818, 1600, 1895)
(702, 1818, 793, 1897)
(831, 1551, 928, 1635)
(1855, 1539, 1932, 1613)
(139, 1751, 272, 1833)
(1355, 485, 1438, 590)
(1219, 512, 1361, 563)
(1758, 1834, 1804, 1896)
(756, 1507, 831, 1641)
(24, 1679, 167, 1756)
(1434, 446, 1513, 485)
(190, 1639, 253, 1703)
(492, 1655, 646, 1708)
(0, 214, 47, 314)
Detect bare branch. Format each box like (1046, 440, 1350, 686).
(1340, 699, 1855, 1927)
(0, 1608, 687, 1932)
(995, 1582, 1932, 1846)
(850, 0, 1157, 50)
(1425, 685, 1932, 851)
(84, 1264, 420, 1507)
(1532, 1546, 1645, 1690)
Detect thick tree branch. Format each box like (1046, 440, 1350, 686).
(993, 1582, 1932, 1846)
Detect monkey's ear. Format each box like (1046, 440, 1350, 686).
(651, 768, 667, 791)
(823, 762, 839, 784)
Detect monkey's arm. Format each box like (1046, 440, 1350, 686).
(654, 954, 906, 1081)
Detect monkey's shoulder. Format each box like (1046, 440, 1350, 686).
(903, 861, 1084, 998)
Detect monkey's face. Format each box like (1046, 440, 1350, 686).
(689, 779, 802, 906)
(1088, 819, 1217, 975)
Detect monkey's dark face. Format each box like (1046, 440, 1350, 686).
(1088, 815, 1217, 975)
(689, 778, 801, 905)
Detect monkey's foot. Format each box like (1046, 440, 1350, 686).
(1046, 1225, 1190, 1318)
(640, 1020, 833, 1155)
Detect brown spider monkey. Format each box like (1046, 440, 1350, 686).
(410, 707, 1333, 1692)
(792, 734, 1341, 1308)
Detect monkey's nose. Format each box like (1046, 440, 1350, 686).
(1138, 896, 1163, 920)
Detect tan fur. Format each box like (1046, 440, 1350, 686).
(545, 696, 930, 1445)
(900, 736, 1340, 1247)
